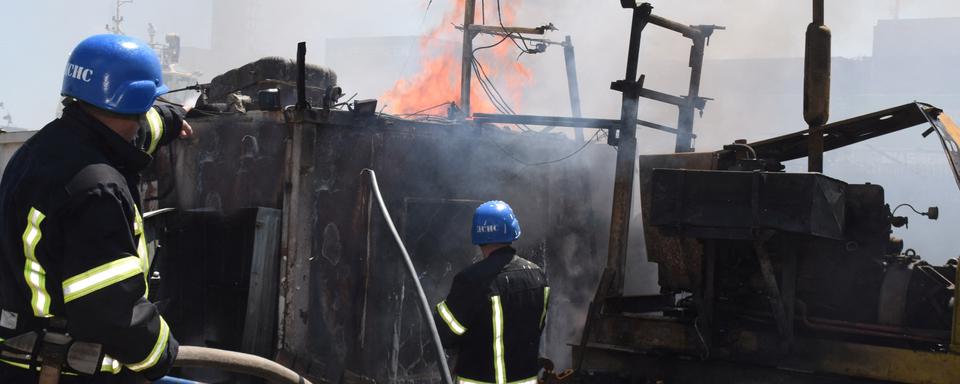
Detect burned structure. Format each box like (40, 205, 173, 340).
(122, 1, 960, 383)
(143, 46, 616, 382)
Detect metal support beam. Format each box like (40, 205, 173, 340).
(604, 2, 652, 298)
(471, 113, 692, 137)
(467, 24, 550, 35)
(676, 34, 706, 152)
(295, 42, 308, 111)
(459, 0, 477, 117)
(563, 36, 585, 142)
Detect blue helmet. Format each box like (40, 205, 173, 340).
(471, 200, 521, 245)
(61, 34, 167, 115)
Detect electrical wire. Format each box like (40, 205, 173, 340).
(472, 33, 513, 55)
(473, 59, 515, 114)
(471, 59, 530, 132)
(481, 0, 486, 24)
(892, 203, 927, 217)
(496, 0, 534, 55)
(399, 101, 453, 117)
(485, 129, 602, 167)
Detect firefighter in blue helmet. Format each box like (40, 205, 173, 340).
(0, 34, 191, 382)
(434, 200, 550, 384)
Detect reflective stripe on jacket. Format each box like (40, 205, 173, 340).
(0, 103, 183, 381)
(434, 247, 549, 384)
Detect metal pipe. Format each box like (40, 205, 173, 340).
(648, 14, 701, 38)
(295, 42, 307, 110)
(729, 304, 948, 344)
(813, 0, 824, 25)
(562, 36, 584, 142)
(804, 0, 831, 172)
(460, 0, 477, 117)
(361, 169, 455, 384)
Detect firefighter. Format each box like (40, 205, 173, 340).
(434, 200, 549, 384)
(0, 34, 191, 382)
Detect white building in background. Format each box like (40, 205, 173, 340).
(0, 131, 35, 181)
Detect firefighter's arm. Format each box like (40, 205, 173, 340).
(434, 273, 479, 348)
(140, 104, 191, 155)
(60, 171, 178, 380)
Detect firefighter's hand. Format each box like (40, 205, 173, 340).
(180, 119, 194, 138)
(179, 104, 194, 139)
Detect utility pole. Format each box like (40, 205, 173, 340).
(457, 2, 556, 119)
(459, 0, 477, 117)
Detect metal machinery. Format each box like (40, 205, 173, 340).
(573, 1, 960, 383)
(576, 103, 960, 384)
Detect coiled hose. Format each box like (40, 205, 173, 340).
(362, 169, 455, 384)
(172, 346, 311, 384)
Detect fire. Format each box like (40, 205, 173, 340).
(381, 0, 532, 116)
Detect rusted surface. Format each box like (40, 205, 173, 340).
(637, 152, 716, 292)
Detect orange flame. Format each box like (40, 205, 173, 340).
(382, 0, 532, 116)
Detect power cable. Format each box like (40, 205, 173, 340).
(496, 0, 534, 55)
(481, 0, 486, 24)
(471, 59, 531, 132)
(485, 129, 602, 167)
(400, 101, 453, 117)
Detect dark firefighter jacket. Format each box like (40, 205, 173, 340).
(0, 103, 183, 382)
(434, 247, 549, 384)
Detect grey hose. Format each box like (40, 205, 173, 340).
(173, 346, 311, 384)
(361, 169, 455, 384)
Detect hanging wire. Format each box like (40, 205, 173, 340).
(485, 129, 602, 167)
(399, 101, 453, 117)
(496, 0, 534, 55)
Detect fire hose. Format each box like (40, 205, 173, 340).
(361, 169, 456, 384)
(16, 340, 309, 384)
(171, 346, 311, 384)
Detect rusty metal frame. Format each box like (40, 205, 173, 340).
(750, 102, 941, 162)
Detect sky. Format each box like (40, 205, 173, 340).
(3, 0, 960, 129)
